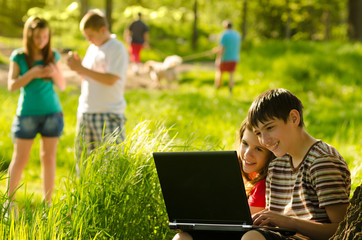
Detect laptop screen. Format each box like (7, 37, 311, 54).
(153, 151, 253, 225)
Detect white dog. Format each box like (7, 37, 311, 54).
(145, 55, 183, 85)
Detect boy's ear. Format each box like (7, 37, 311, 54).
(289, 109, 300, 126)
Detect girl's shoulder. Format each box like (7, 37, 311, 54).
(51, 49, 61, 62)
(254, 178, 266, 188)
(10, 48, 26, 61)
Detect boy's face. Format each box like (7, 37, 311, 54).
(82, 27, 106, 47)
(252, 116, 295, 157)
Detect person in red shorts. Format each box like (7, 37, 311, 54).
(213, 20, 241, 93)
(124, 12, 149, 75)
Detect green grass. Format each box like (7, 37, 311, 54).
(0, 40, 361, 239)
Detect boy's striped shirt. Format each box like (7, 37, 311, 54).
(266, 141, 351, 240)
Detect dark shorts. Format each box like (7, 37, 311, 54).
(254, 229, 291, 240)
(188, 230, 244, 240)
(11, 112, 64, 139)
(220, 61, 237, 72)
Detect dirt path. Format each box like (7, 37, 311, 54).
(0, 49, 213, 89)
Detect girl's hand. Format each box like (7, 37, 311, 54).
(42, 63, 57, 80)
(28, 65, 46, 79)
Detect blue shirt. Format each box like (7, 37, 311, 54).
(220, 29, 241, 62)
(10, 48, 62, 116)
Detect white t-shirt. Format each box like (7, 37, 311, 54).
(78, 37, 129, 116)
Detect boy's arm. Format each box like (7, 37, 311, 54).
(75, 66, 120, 86)
(143, 31, 150, 48)
(213, 45, 224, 67)
(124, 28, 131, 45)
(253, 203, 349, 240)
(67, 54, 119, 86)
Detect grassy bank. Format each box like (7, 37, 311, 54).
(0, 40, 361, 239)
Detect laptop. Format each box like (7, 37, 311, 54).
(153, 151, 295, 236)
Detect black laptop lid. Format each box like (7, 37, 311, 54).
(153, 151, 253, 225)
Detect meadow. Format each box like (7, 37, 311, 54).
(0, 40, 361, 239)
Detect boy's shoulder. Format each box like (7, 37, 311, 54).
(269, 141, 347, 169)
(306, 140, 350, 173)
(103, 37, 126, 50)
(307, 140, 343, 160)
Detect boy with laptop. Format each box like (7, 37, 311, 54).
(242, 88, 351, 240)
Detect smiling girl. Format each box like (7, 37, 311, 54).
(238, 119, 275, 215)
(7, 16, 65, 208)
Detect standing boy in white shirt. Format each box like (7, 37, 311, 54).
(67, 10, 129, 166)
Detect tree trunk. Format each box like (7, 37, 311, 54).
(241, 0, 248, 42)
(285, 0, 291, 40)
(80, 0, 88, 20)
(348, 0, 362, 41)
(106, 0, 113, 32)
(322, 9, 331, 41)
(192, 0, 198, 50)
(329, 184, 362, 240)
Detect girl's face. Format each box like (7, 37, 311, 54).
(32, 28, 49, 50)
(240, 128, 270, 174)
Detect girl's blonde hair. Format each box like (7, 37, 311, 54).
(237, 119, 275, 197)
(23, 16, 54, 68)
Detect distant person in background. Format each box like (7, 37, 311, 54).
(7, 16, 66, 207)
(213, 20, 241, 93)
(124, 12, 149, 75)
(67, 10, 128, 172)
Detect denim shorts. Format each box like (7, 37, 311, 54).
(11, 112, 64, 139)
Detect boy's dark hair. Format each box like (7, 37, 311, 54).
(80, 10, 108, 31)
(223, 20, 232, 29)
(248, 88, 304, 128)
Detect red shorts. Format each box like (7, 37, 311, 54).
(130, 43, 143, 63)
(219, 61, 237, 72)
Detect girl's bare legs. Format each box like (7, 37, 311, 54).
(241, 230, 266, 240)
(7, 138, 34, 199)
(40, 137, 58, 204)
(172, 232, 193, 240)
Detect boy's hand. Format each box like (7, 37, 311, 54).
(252, 209, 296, 230)
(67, 51, 83, 73)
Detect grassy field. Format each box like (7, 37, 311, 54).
(0, 40, 361, 239)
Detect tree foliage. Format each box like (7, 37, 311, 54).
(0, 0, 360, 43)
